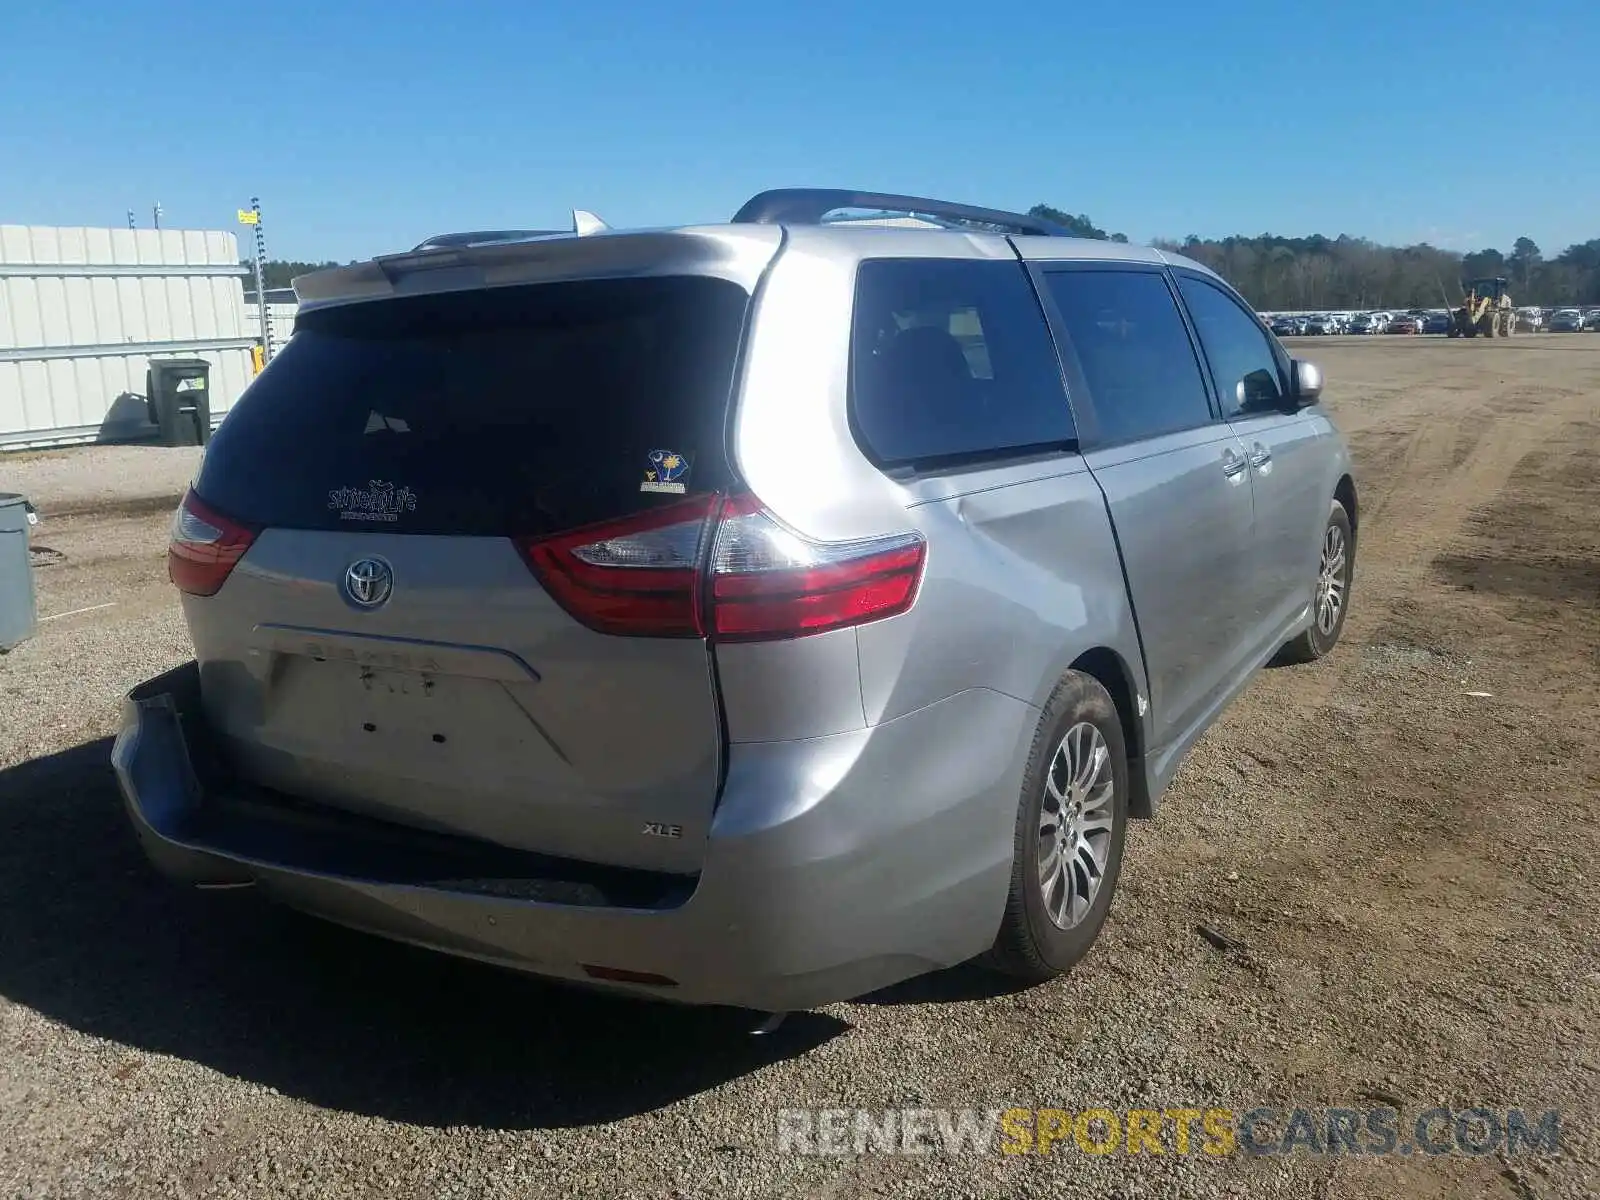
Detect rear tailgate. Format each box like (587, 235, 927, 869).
(185, 262, 764, 874)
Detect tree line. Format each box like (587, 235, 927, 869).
(1028, 206, 1599, 310)
(1157, 233, 1600, 311)
(241, 218, 1600, 311)
(238, 260, 343, 291)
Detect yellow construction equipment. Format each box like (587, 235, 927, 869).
(1449, 277, 1515, 338)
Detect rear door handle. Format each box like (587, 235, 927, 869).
(1222, 449, 1249, 480)
(1248, 443, 1272, 469)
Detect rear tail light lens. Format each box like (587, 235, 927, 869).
(519, 492, 925, 641)
(168, 490, 258, 597)
(707, 494, 925, 641)
(517, 497, 718, 637)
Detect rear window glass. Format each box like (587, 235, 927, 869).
(197, 276, 749, 536)
(849, 259, 1076, 468)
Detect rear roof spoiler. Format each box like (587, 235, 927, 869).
(411, 229, 564, 251)
(292, 223, 779, 309)
(412, 209, 612, 252)
(731, 188, 1074, 238)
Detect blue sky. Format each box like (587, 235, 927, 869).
(3, 0, 1594, 262)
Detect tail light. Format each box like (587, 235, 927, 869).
(168, 489, 258, 597)
(518, 496, 718, 637)
(706, 494, 924, 641)
(518, 492, 925, 641)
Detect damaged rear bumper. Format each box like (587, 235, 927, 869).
(112, 662, 1027, 1010)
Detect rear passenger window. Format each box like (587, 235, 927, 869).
(850, 260, 1075, 467)
(1175, 276, 1288, 417)
(1040, 269, 1214, 445)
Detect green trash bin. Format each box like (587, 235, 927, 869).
(0, 494, 37, 653)
(145, 358, 213, 447)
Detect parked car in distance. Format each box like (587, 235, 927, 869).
(1549, 308, 1584, 332)
(1342, 314, 1374, 334)
(1517, 308, 1544, 332)
(1386, 314, 1423, 334)
(1582, 309, 1600, 331)
(1269, 316, 1301, 337)
(113, 188, 1358, 1011)
(1422, 312, 1453, 335)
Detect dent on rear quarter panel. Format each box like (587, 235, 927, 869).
(724, 230, 1144, 739)
(716, 628, 868, 743)
(855, 466, 1146, 728)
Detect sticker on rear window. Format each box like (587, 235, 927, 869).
(640, 449, 691, 495)
(328, 480, 419, 523)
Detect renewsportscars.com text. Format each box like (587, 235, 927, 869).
(775, 1106, 1562, 1158)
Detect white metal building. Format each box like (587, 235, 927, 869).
(244, 288, 299, 351)
(0, 224, 257, 449)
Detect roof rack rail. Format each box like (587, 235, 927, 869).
(731, 189, 1072, 237)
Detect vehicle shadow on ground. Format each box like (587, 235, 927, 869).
(0, 739, 847, 1131)
(857, 964, 1032, 1005)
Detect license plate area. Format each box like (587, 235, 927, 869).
(356, 665, 441, 702)
(268, 658, 542, 763)
(350, 666, 456, 743)
(249, 624, 547, 755)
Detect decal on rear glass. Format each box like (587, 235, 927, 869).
(640, 449, 691, 495)
(328, 480, 419, 523)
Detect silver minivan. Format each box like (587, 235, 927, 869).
(115, 189, 1357, 1010)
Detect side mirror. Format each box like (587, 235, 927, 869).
(1237, 368, 1281, 413)
(1290, 359, 1323, 407)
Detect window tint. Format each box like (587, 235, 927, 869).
(850, 259, 1074, 467)
(1176, 276, 1287, 417)
(1040, 269, 1214, 444)
(196, 276, 748, 536)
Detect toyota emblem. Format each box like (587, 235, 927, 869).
(343, 557, 393, 608)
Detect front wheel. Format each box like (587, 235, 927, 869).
(1277, 500, 1354, 664)
(987, 672, 1129, 983)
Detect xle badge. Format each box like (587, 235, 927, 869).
(642, 822, 684, 839)
(640, 449, 690, 495)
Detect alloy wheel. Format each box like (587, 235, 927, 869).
(1037, 722, 1116, 930)
(1316, 523, 1348, 636)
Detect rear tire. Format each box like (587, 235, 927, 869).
(988, 672, 1129, 983)
(1277, 500, 1354, 664)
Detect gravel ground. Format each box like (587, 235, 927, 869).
(1, 338, 1597, 1198)
(2, 445, 203, 514)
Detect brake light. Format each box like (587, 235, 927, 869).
(518, 492, 925, 641)
(707, 494, 925, 641)
(168, 489, 258, 597)
(517, 496, 719, 637)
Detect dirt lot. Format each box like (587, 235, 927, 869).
(1, 336, 1597, 1199)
